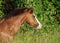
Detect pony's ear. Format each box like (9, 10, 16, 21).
(28, 6, 33, 13)
(29, 5, 33, 10)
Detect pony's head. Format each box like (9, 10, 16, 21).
(25, 6, 42, 29)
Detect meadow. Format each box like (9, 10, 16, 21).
(0, 0, 60, 43)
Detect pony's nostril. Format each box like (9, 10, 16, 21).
(35, 23, 39, 27)
(36, 23, 42, 29)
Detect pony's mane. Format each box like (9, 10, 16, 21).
(0, 7, 28, 23)
(4, 7, 28, 19)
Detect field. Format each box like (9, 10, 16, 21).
(13, 17, 60, 43)
(0, 0, 60, 43)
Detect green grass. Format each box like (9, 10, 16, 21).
(13, 22, 60, 43)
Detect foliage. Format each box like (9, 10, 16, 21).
(0, 0, 60, 43)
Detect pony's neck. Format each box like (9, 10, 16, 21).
(3, 14, 26, 35)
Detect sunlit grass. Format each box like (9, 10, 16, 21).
(13, 23, 60, 43)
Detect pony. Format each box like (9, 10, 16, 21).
(0, 6, 42, 43)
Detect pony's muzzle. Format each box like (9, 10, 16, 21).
(36, 23, 42, 29)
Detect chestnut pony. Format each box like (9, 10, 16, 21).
(0, 7, 42, 43)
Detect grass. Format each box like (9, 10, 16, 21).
(13, 21, 60, 43)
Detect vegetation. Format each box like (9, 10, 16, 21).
(0, 0, 60, 43)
